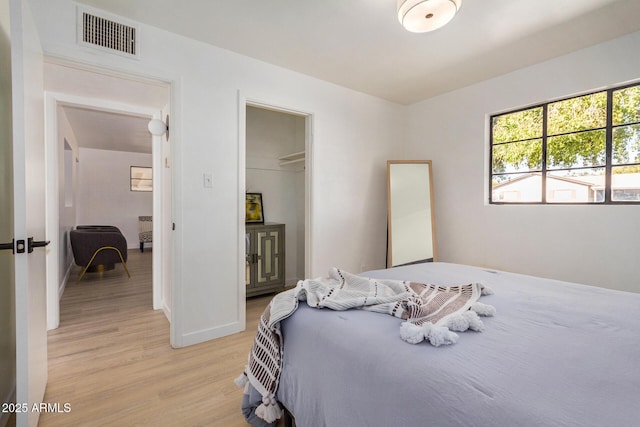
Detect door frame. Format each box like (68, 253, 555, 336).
(41, 55, 183, 347)
(44, 91, 168, 328)
(237, 92, 314, 325)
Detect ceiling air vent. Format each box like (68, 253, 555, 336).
(79, 10, 138, 58)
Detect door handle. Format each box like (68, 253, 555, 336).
(28, 237, 50, 253)
(0, 239, 50, 253)
(0, 239, 14, 253)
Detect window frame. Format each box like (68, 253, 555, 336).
(489, 81, 640, 205)
(130, 166, 153, 192)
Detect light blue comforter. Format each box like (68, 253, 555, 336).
(244, 262, 640, 427)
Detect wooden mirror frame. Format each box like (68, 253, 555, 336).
(386, 160, 437, 267)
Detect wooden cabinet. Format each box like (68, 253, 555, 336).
(246, 223, 285, 297)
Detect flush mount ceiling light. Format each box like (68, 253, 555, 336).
(397, 0, 462, 33)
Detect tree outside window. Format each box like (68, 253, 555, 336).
(490, 83, 640, 204)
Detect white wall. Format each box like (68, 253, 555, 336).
(405, 31, 640, 293)
(56, 107, 77, 285)
(246, 106, 305, 284)
(77, 147, 152, 248)
(31, 0, 404, 346)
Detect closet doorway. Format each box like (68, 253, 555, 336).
(244, 102, 312, 293)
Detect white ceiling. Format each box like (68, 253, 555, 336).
(60, 106, 154, 154)
(47, 0, 640, 153)
(76, 0, 640, 105)
(45, 62, 169, 154)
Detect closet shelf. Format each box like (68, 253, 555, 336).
(278, 151, 305, 166)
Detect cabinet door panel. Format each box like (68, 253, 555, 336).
(246, 231, 252, 287)
(246, 224, 285, 297)
(257, 230, 280, 284)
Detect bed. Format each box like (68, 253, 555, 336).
(239, 262, 640, 427)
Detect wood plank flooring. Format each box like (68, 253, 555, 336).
(38, 250, 271, 426)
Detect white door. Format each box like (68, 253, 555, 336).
(8, 1, 48, 426)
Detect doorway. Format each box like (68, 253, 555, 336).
(43, 61, 172, 329)
(243, 100, 313, 301)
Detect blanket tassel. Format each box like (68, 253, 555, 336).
(471, 302, 496, 317)
(234, 373, 248, 388)
(400, 321, 459, 347)
(478, 280, 495, 296)
(446, 310, 485, 332)
(255, 394, 282, 423)
(423, 322, 459, 347)
(400, 321, 425, 344)
(234, 372, 251, 393)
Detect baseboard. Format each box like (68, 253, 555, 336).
(173, 321, 244, 348)
(129, 243, 152, 251)
(0, 383, 16, 427)
(162, 302, 171, 323)
(59, 262, 73, 300)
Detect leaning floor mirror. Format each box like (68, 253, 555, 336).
(387, 160, 436, 267)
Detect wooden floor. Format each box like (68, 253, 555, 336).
(38, 250, 271, 426)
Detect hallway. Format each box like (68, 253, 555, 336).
(37, 250, 269, 426)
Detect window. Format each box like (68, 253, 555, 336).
(490, 82, 640, 204)
(131, 166, 152, 192)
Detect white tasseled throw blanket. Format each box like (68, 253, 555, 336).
(236, 267, 495, 423)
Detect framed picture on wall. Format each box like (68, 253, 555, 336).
(246, 193, 264, 224)
(131, 166, 152, 192)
